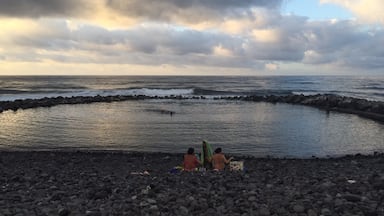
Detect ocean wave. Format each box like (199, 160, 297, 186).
(119, 88, 194, 96)
(356, 86, 384, 90)
(28, 84, 88, 90)
(0, 89, 29, 94)
(248, 89, 293, 96)
(193, 88, 235, 96)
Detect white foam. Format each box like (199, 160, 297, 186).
(111, 88, 194, 97)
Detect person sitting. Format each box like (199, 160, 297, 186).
(211, 147, 233, 171)
(183, 147, 201, 171)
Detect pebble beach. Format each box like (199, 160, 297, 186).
(1, 151, 384, 216)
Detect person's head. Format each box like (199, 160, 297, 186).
(214, 148, 222, 154)
(187, 147, 195, 155)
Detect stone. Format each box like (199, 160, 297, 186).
(179, 206, 189, 215)
(149, 205, 159, 211)
(334, 198, 344, 207)
(139, 201, 149, 207)
(293, 204, 305, 213)
(85, 210, 101, 216)
(344, 194, 362, 202)
(147, 198, 157, 204)
(50, 191, 66, 201)
(58, 208, 70, 216)
(258, 207, 270, 216)
(307, 209, 317, 216)
(2, 209, 12, 215)
(225, 197, 234, 206)
(321, 208, 332, 216)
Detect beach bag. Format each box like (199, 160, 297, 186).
(229, 161, 244, 171)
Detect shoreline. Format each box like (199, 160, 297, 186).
(1, 150, 383, 215)
(0, 94, 383, 123)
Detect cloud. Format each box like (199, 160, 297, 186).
(106, 0, 283, 24)
(0, 0, 93, 18)
(0, 0, 283, 23)
(2, 14, 384, 71)
(265, 63, 279, 71)
(0, 0, 383, 74)
(321, 0, 384, 24)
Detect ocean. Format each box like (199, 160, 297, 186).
(0, 76, 383, 157)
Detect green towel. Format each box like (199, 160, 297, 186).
(201, 141, 213, 166)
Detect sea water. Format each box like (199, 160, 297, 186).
(0, 76, 383, 157)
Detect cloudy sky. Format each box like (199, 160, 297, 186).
(0, 0, 383, 75)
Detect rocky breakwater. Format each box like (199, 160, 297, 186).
(0, 151, 383, 215)
(0, 93, 383, 123)
(0, 94, 199, 113)
(227, 94, 384, 123)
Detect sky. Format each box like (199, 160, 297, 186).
(0, 0, 383, 76)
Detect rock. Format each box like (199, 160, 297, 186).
(216, 205, 226, 213)
(139, 201, 149, 207)
(321, 181, 335, 189)
(334, 198, 344, 207)
(149, 205, 159, 211)
(50, 191, 66, 201)
(258, 207, 270, 216)
(307, 209, 317, 216)
(343, 194, 362, 202)
(293, 204, 305, 213)
(324, 195, 333, 203)
(248, 196, 257, 202)
(187, 196, 195, 202)
(147, 198, 157, 204)
(179, 206, 189, 215)
(85, 210, 101, 216)
(373, 182, 384, 190)
(58, 208, 70, 216)
(2, 208, 12, 215)
(321, 208, 332, 216)
(225, 197, 234, 207)
(275, 207, 287, 215)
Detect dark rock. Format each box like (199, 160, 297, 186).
(321, 208, 332, 216)
(50, 191, 66, 201)
(293, 204, 305, 213)
(343, 194, 362, 202)
(58, 208, 70, 216)
(179, 206, 189, 215)
(258, 207, 270, 216)
(85, 210, 101, 216)
(307, 209, 317, 216)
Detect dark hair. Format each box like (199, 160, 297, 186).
(187, 147, 194, 155)
(214, 148, 222, 154)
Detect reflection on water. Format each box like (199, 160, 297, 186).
(0, 100, 383, 158)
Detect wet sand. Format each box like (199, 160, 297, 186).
(0, 151, 383, 215)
